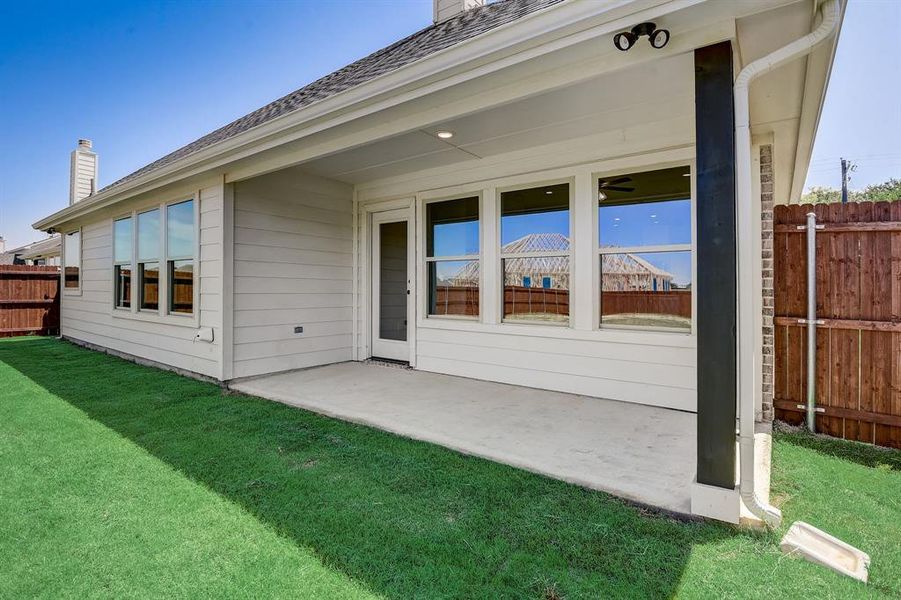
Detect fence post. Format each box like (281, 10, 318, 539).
(798, 211, 824, 432)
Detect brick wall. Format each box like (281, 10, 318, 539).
(759, 144, 774, 422)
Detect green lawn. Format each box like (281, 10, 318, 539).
(1, 337, 898, 599)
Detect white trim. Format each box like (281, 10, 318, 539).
(421, 192, 482, 323)
(369, 206, 415, 362)
(383, 146, 698, 349)
(497, 177, 574, 326)
(598, 244, 691, 255)
(221, 181, 235, 380)
(593, 159, 696, 335)
(110, 193, 200, 329)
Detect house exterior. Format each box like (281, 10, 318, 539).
(33, 0, 844, 524)
(0, 235, 61, 266)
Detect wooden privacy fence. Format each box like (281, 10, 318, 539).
(773, 201, 901, 448)
(432, 286, 691, 318)
(0, 265, 60, 338)
(601, 290, 691, 319)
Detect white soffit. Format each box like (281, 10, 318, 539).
(300, 53, 694, 184)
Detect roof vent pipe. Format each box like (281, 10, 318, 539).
(734, 0, 839, 528)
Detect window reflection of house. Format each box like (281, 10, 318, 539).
(447, 233, 676, 291)
(600, 251, 675, 292)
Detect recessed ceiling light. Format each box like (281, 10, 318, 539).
(682, 173, 691, 177)
(545, 190, 554, 195)
(436, 130, 454, 139)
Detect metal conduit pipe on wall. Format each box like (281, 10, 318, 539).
(734, 0, 840, 528)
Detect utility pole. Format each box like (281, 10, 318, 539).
(841, 158, 849, 203)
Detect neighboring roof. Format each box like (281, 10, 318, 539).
(2, 235, 61, 261)
(502, 232, 569, 254)
(100, 0, 564, 195)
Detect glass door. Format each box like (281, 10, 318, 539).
(370, 209, 411, 361)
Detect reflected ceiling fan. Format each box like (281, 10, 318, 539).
(598, 176, 634, 200)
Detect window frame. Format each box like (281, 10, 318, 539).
(136, 207, 162, 313)
(110, 194, 200, 327)
(165, 199, 196, 316)
(62, 228, 82, 295)
(497, 178, 574, 327)
(423, 193, 481, 321)
(112, 216, 133, 310)
(594, 164, 695, 334)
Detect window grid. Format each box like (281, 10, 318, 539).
(499, 182, 571, 325)
(112, 196, 195, 321)
(597, 166, 692, 332)
(425, 196, 480, 319)
(113, 217, 132, 309)
(165, 199, 195, 315)
(63, 230, 81, 290)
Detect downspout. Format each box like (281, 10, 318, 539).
(735, 0, 839, 528)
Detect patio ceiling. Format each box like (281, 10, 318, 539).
(296, 52, 696, 184)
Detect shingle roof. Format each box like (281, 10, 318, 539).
(101, 0, 565, 194)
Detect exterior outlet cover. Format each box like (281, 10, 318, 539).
(193, 327, 214, 343)
(294, 326, 304, 334)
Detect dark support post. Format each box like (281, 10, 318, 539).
(695, 41, 737, 489)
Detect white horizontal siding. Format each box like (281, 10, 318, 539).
(61, 183, 224, 379)
(232, 171, 354, 379)
(415, 327, 695, 411)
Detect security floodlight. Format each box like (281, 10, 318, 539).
(613, 22, 670, 51)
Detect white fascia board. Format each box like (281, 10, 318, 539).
(34, 0, 707, 232)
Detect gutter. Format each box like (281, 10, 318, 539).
(734, 0, 839, 528)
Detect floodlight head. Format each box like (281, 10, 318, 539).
(613, 32, 635, 51)
(649, 28, 670, 49)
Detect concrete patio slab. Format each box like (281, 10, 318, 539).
(231, 361, 696, 514)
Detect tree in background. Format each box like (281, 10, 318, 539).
(801, 178, 901, 203)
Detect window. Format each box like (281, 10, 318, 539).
(500, 183, 570, 323)
(113, 217, 132, 308)
(598, 166, 692, 330)
(137, 209, 160, 311)
(63, 230, 81, 289)
(166, 200, 194, 314)
(426, 196, 479, 317)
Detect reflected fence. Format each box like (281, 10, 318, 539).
(432, 285, 691, 320)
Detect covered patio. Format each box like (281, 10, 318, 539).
(231, 361, 696, 513)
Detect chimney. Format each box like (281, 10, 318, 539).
(0, 235, 5, 254)
(70, 139, 98, 205)
(433, 0, 484, 23)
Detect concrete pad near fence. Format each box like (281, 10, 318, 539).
(231, 361, 696, 514)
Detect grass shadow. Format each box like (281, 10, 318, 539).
(774, 422, 901, 472)
(1, 338, 742, 599)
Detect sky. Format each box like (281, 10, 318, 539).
(1, 0, 899, 251)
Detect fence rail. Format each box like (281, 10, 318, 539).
(0, 265, 60, 337)
(773, 201, 901, 448)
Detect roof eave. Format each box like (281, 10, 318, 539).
(34, 0, 698, 232)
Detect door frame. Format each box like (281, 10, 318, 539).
(361, 199, 415, 364)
